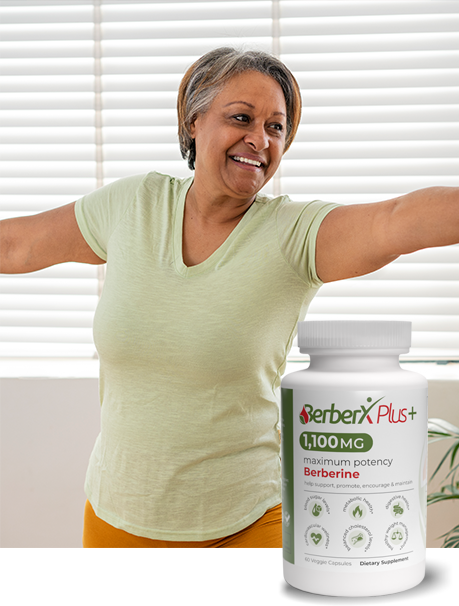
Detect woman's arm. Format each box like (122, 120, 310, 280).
(0, 202, 105, 274)
(315, 187, 459, 283)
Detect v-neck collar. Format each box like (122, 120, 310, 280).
(172, 177, 260, 277)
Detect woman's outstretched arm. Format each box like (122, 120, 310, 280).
(0, 202, 105, 274)
(315, 186, 459, 283)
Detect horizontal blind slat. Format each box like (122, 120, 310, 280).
(0, 57, 94, 75)
(0, 278, 98, 295)
(0, 178, 97, 195)
(306, 314, 459, 332)
(101, 38, 273, 57)
(0, 295, 98, 311)
(284, 141, 459, 159)
(285, 50, 459, 71)
(0, 145, 96, 162)
(0, 311, 94, 328)
(102, 2, 272, 22)
(282, 33, 459, 53)
(0, 327, 94, 343)
(298, 106, 458, 124)
(0, 24, 94, 42)
(0, 127, 95, 143)
(0, 40, 94, 58)
(301, 88, 459, 106)
(0, 110, 96, 126)
(101, 20, 272, 40)
(282, 158, 458, 177)
(0, 343, 96, 358)
(281, 1, 458, 18)
(2, 162, 96, 177)
(0, 4, 93, 23)
(308, 298, 459, 315)
(294, 123, 459, 141)
(281, 15, 459, 36)
(280, 176, 459, 194)
(314, 280, 459, 297)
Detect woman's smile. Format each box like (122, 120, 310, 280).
(230, 154, 265, 170)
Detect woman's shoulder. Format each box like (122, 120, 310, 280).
(98, 171, 192, 202)
(142, 171, 193, 199)
(255, 191, 336, 218)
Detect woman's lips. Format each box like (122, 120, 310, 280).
(230, 155, 265, 170)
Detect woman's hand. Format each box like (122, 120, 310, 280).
(315, 187, 459, 283)
(0, 202, 105, 274)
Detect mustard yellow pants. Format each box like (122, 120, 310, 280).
(83, 500, 282, 548)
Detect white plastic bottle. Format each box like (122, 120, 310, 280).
(281, 321, 428, 597)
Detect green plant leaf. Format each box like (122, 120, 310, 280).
(428, 482, 459, 506)
(427, 417, 459, 546)
(450, 441, 459, 469)
(438, 523, 459, 549)
(428, 418, 459, 436)
(429, 442, 459, 483)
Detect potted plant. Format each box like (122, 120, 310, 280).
(428, 418, 459, 548)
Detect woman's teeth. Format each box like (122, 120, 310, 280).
(232, 156, 262, 167)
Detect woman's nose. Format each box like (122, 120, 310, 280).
(244, 124, 269, 151)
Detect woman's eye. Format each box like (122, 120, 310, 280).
(271, 123, 284, 132)
(234, 114, 249, 123)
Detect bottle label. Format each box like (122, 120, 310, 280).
(281, 387, 427, 572)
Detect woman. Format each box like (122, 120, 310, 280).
(1, 48, 458, 548)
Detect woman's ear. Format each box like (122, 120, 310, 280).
(189, 114, 197, 136)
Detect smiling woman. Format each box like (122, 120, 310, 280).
(174, 48, 302, 267)
(1, 45, 458, 549)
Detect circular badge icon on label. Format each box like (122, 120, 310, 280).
(384, 522, 408, 551)
(305, 495, 330, 519)
(309, 530, 324, 547)
(390, 501, 405, 518)
(386, 495, 409, 520)
(347, 529, 367, 549)
(348, 501, 367, 521)
(309, 501, 324, 519)
(389, 526, 405, 545)
(343, 525, 373, 552)
(305, 524, 329, 549)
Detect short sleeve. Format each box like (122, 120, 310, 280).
(276, 198, 340, 287)
(74, 174, 147, 261)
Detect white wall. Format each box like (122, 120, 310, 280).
(0, 378, 100, 548)
(0, 369, 458, 547)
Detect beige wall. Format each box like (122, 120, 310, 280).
(426, 378, 459, 548)
(0, 378, 100, 547)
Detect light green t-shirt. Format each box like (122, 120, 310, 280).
(75, 171, 339, 541)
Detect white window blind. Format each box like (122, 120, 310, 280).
(279, 1, 459, 360)
(0, 0, 457, 361)
(0, 0, 99, 357)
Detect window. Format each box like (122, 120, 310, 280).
(1, 0, 458, 361)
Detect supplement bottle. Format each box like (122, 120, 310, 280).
(281, 321, 428, 596)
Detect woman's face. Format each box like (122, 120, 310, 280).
(190, 70, 287, 204)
